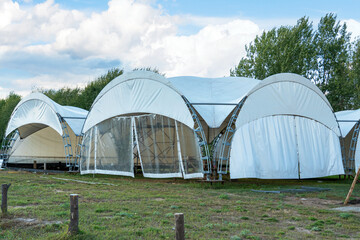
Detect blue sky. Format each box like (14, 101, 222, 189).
(1, 0, 360, 98)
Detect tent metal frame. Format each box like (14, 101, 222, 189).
(182, 96, 211, 180)
(337, 119, 360, 175)
(0, 130, 19, 168)
(59, 116, 74, 170)
(213, 97, 247, 180)
(347, 121, 360, 174)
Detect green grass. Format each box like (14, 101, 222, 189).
(0, 170, 359, 239)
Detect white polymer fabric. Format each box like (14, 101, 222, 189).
(80, 114, 203, 179)
(8, 125, 77, 164)
(6, 92, 88, 137)
(168, 76, 260, 128)
(336, 109, 360, 172)
(336, 109, 360, 137)
(236, 73, 341, 136)
(230, 116, 344, 179)
(82, 71, 194, 133)
(230, 73, 344, 179)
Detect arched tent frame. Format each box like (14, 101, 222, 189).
(80, 71, 210, 179)
(0, 93, 88, 170)
(336, 109, 360, 175)
(215, 73, 344, 179)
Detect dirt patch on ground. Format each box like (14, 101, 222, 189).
(285, 196, 341, 209)
(0, 216, 62, 229)
(9, 204, 38, 210)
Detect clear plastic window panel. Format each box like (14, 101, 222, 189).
(94, 117, 133, 176)
(135, 114, 182, 178)
(80, 127, 95, 173)
(176, 121, 203, 178)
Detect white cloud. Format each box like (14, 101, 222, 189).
(0, 0, 262, 97)
(344, 19, 360, 40)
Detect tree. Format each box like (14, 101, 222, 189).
(0, 93, 21, 138)
(78, 68, 123, 110)
(41, 87, 82, 108)
(231, 14, 356, 111)
(314, 13, 353, 111)
(231, 17, 316, 79)
(351, 39, 360, 108)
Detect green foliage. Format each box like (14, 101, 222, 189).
(231, 13, 359, 111)
(78, 68, 123, 110)
(0, 92, 21, 138)
(231, 17, 316, 79)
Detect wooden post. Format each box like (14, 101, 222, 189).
(1, 184, 11, 216)
(344, 166, 360, 205)
(68, 194, 79, 234)
(33, 161, 37, 169)
(175, 213, 185, 240)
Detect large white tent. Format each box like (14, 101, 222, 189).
(335, 109, 360, 174)
(80, 71, 205, 178)
(81, 71, 345, 179)
(1, 93, 88, 168)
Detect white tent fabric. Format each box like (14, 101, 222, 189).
(5, 92, 88, 164)
(9, 125, 77, 164)
(230, 73, 344, 179)
(335, 109, 360, 137)
(236, 73, 340, 136)
(336, 109, 360, 172)
(82, 71, 194, 132)
(168, 76, 260, 128)
(81, 71, 203, 179)
(6, 93, 88, 137)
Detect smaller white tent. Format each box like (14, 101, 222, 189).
(335, 109, 360, 173)
(3, 93, 88, 166)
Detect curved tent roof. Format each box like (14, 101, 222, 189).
(236, 73, 340, 136)
(6, 92, 88, 138)
(168, 76, 260, 128)
(82, 71, 194, 133)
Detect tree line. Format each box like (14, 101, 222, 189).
(231, 13, 360, 112)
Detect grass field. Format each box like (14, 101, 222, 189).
(0, 170, 360, 239)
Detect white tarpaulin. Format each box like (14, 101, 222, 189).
(230, 73, 344, 179)
(335, 109, 360, 137)
(83, 71, 194, 132)
(168, 76, 260, 128)
(230, 115, 344, 179)
(5, 92, 88, 164)
(236, 74, 341, 136)
(336, 109, 360, 172)
(6, 93, 88, 137)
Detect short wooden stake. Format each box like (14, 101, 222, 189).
(344, 166, 360, 205)
(68, 194, 79, 234)
(33, 161, 37, 169)
(1, 184, 11, 216)
(175, 213, 185, 240)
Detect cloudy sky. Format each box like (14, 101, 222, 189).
(0, 0, 359, 98)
